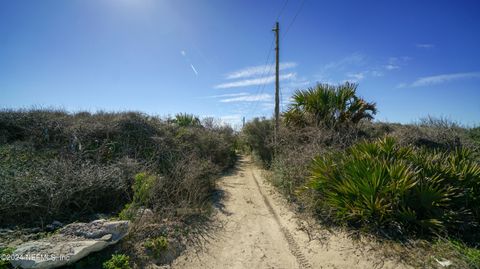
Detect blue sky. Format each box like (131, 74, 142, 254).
(1, 0, 479, 127)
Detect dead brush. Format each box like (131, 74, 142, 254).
(0, 109, 237, 227)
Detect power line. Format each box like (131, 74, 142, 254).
(245, 35, 275, 120)
(244, 0, 292, 123)
(245, 40, 273, 119)
(275, 0, 290, 21)
(282, 0, 306, 40)
(246, 56, 275, 120)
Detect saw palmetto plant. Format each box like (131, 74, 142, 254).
(284, 82, 377, 128)
(308, 137, 480, 235)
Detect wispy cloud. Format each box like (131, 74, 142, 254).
(384, 56, 410, 71)
(282, 79, 312, 91)
(260, 102, 275, 110)
(315, 53, 411, 85)
(226, 62, 297, 80)
(371, 70, 384, 77)
(317, 53, 384, 83)
(220, 93, 272, 103)
(322, 53, 366, 71)
(385, 64, 399, 70)
(215, 72, 296, 89)
(398, 71, 480, 88)
(411, 72, 480, 87)
(347, 72, 365, 82)
(396, 82, 407, 89)
(416, 43, 435, 49)
(180, 50, 198, 76)
(190, 64, 198, 76)
(207, 92, 249, 98)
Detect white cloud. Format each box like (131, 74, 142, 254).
(395, 83, 407, 89)
(411, 72, 480, 87)
(190, 64, 198, 76)
(347, 72, 365, 81)
(260, 102, 275, 110)
(181, 50, 199, 76)
(416, 43, 435, 49)
(317, 54, 386, 83)
(371, 70, 384, 77)
(220, 93, 272, 103)
(226, 62, 297, 80)
(207, 92, 249, 98)
(385, 64, 399, 70)
(323, 53, 366, 71)
(215, 72, 296, 89)
(384, 56, 411, 71)
(398, 71, 480, 88)
(281, 79, 312, 92)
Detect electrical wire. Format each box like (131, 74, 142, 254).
(282, 0, 306, 40)
(244, 34, 275, 120)
(247, 56, 276, 119)
(275, 0, 290, 21)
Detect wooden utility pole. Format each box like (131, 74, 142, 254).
(273, 22, 280, 146)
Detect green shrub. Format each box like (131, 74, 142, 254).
(102, 254, 131, 269)
(117, 172, 157, 220)
(0, 247, 14, 269)
(271, 125, 362, 199)
(470, 127, 480, 144)
(132, 172, 156, 205)
(118, 203, 134, 221)
(308, 137, 480, 236)
(144, 236, 169, 258)
(242, 117, 274, 167)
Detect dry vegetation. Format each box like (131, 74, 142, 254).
(241, 82, 480, 268)
(0, 109, 237, 268)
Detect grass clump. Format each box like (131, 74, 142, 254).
(0, 247, 14, 269)
(448, 240, 480, 267)
(307, 136, 480, 237)
(144, 236, 169, 258)
(102, 254, 131, 269)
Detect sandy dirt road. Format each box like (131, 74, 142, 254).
(171, 156, 410, 269)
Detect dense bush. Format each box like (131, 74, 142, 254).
(307, 137, 480, 237)
(0, 109, 237, 227)
(241, 117, 274, 167)
(270, 125, 362, 199)
(470, 126, 480, 146)
(241, 82, 480, 266)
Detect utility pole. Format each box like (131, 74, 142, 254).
(273, 22, 280, 147)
